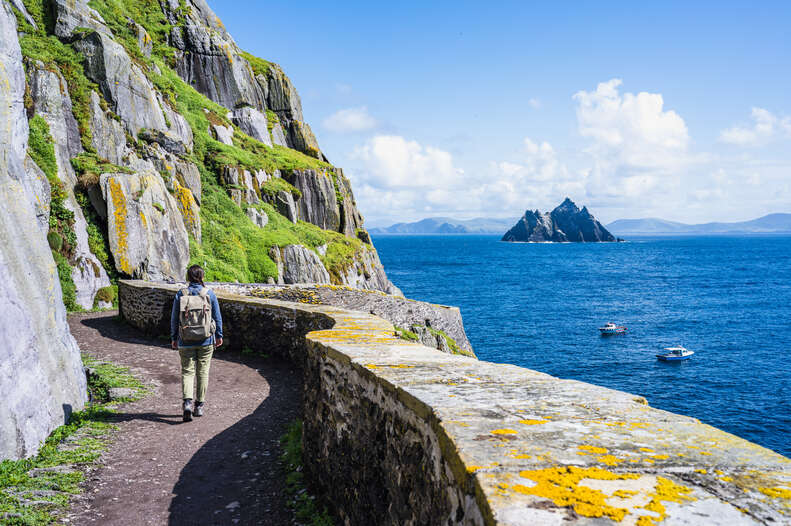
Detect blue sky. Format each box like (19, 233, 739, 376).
(214, 1, 791, 226)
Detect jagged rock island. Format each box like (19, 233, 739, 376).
(502, 197, 617, 242)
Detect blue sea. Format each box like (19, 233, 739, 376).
(372, 234, 791, 457)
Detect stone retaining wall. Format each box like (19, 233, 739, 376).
(119, 280, 791, 525)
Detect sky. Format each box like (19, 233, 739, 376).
(213, 1, 791, 226)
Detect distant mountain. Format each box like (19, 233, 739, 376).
(607, 213, 791, 235)
(502, 198, 617, 243)
(369, 217, 514, 234)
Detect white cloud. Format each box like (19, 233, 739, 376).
(574, 78, 689, 170)
(323, 106, 377, 133)
(528, 98, 542, 109)
(719, 107, 791, 146)
(350, 135, 463, 189)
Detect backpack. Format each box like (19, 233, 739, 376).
(178, 287, 216, 342)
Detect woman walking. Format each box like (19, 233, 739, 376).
(171, 265, 223, 422)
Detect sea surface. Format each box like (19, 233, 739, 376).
(372, 234, 791, 457)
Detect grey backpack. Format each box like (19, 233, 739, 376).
(178, 287, 216, 342)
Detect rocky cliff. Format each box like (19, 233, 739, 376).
(0, 0, 400, 460)
(502, 198, 617, 242)
(5, 0, 399, 311)
(0, 0, 86, 460)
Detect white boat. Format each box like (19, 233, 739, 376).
(656, 346, 695, 361)
(599, 322, 627, 335)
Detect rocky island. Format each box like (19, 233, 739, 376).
(502, 197, 618, 242)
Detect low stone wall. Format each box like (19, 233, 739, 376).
(119, 280, 791, 525)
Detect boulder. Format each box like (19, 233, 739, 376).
(211, 123, 234, 145)
(0, 1, 86, 460)
(337, 247, 403, 297)
(51, 0, 111, 38)
(29, 63, 111, 309)
(270, 122, 288, 147)
(74, 32, 191, 152)
(278, 245, 331, 284)
(268, 246, 285, 285)
(266, 65, 303, 121)
(100, 172, 189, 281)
(283, 169, 339, 231)
(266, 190, 297, 223)
(137, 143, 201, 204)
(220, 165, 258, 205)
(232, 107, 272, 147)
(288, 120, 322, 159)
(246, 207, 268, 228)
(502, 197, 616, 243)
(133, 21, 152, 58)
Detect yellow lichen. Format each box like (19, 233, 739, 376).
(612, 489, 638, 498)
(518, 419, 548, 425)
(597, 455, 624, 466)
(636, 476, 695, 525)
(639, 448, 654, 453)
(512, 466, 638, 521)
(578, 445, 608, 455)
(695, 469, 707, 474)
(650, 455, 669, 460)
(108, 179, 131, 274)
(491, 429, 518, 435)
(760, 487, 791, 499)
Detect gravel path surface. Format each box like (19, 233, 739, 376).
(66, 311, 301, 525)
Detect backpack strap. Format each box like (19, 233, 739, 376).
(198, 287, 209, 298)
(179, 287, 190, 297)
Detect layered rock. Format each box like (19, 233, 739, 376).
(0, 2, 86, 460)
(502, 197, 616, 243)
(100, 172, 189, 280)
(269, 245, 331, 285)
(29, 63, 111, 309)
(74, 32, 193, 153)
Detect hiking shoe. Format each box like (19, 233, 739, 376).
(183, 399, 193, 422)
(194, 402, 205, 417)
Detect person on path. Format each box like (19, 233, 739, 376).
(171, 265, 223, 422)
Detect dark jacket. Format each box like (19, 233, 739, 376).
(171, 283, 223, 348)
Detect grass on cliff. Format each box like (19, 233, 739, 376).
(18, 0, 369, 286)
(280, 421, 334, 526)
(0, 356, 145, 525)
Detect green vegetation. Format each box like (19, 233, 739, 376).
(53, 252, 78, 311)
(83, 354, 146, 402)
(94, 285, 118, 308)
(394, 326, 420, 342)
(280, 420, 334, 526)
(28, 115, 80, 310)
(0, 355, 145, 525)
(17, 2, 100, 151)
(429, 327, 475, 357)
(240, 51, 272, 77)
(17, 0, 369, 287)
(71, 152, 132, 188)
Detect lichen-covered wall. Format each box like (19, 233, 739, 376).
(119, 280, 791, 525)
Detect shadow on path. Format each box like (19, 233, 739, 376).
(167, 357, 301, 525)
(67, 312, 301, 526)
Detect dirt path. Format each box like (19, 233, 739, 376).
(66, 311, 302, 526)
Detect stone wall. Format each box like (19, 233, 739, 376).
(119, 280, 791, 525)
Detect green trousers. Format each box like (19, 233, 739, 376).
(179, 345, 214, 402)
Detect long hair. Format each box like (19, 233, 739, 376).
(187, 264, 205, 286)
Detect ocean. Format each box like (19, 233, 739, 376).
(372, 234, 791, 457)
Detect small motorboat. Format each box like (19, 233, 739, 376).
(656, 346, 694, 361)
(599, 322, 627, 335)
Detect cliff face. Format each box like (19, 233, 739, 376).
(0, 1, 86, 460)
(6, 0, 399, 308)
(502, 198, 616, 242)
(0, 0, 401, 460)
